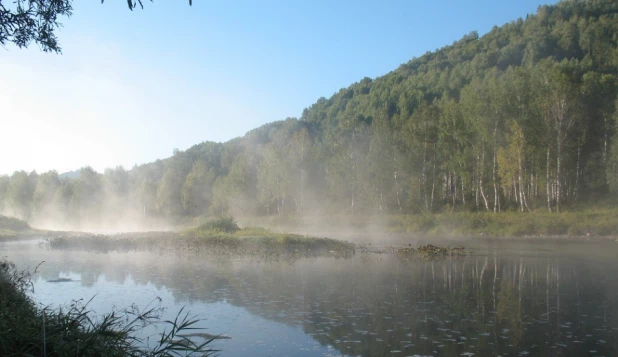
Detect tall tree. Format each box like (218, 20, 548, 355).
(182, 160, 215, 216)
(536, 59, 582, 212)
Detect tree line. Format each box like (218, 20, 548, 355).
(2, 0, 618, 225)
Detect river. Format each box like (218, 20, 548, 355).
(2, 238, 618, 356)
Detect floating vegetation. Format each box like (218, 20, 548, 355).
(180, 332, 232, 340)
(47, 278, 78, 283)
(356, 243, 468, 262)
(394, 244, 467, 261)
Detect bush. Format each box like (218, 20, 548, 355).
(196, 217, 239, 233)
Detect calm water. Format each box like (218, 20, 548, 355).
(2, 238, 618, 357)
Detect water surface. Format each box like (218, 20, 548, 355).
(3, 239, 618, 356)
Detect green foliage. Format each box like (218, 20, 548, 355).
(195, 216, 239, 233)
(182, 160, 215, 216)
(397, 208, 618, 237)
(3, 0, 618, 224)
(1, 1, 193, 53)
(0, 0, 73, 53)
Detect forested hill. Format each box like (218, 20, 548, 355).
(2, 0, 618, 226)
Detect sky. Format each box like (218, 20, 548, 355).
(0, 0, 558, 175)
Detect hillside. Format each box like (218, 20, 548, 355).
(1, 0, 618, 227)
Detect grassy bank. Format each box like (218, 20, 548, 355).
(237, 208, 618, 238)
(0, 259, 215, 356)
(47, 218, 356, 260)
(394, 208, 618, 237)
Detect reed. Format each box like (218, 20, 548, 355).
(0, 259, 217, 356)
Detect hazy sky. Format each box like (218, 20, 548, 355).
(0, 0, 558, 175)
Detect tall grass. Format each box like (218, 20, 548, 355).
(393, 208, 618, 237)
(0, 259, 217, 356)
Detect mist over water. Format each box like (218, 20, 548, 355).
(4, 238, 618, 357)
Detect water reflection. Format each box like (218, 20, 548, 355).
(3, 240, 618, 357)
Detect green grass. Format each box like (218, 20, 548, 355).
(222, 205, 618, 239)
(46, 223, 356, 260)
(390, 208, 618, 237)
(0, 259, 216, 357)
(193, 216, 240, 233)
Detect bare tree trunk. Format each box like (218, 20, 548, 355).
(430, 143, 437, 211)
(604, 115, 609, 165)
(299, 160, 305, 214)
(351, 131, 355, 214)
(492, 119, 499, 213)
(461, 172, 465, 205)
(546, 146, 552, 212)
(517, 151, 530, 212)
(475, 152, 479, 209)
(452, 174, 457, 210)
(394, 152, 402, 211)
(480, 145, 490, 211)
(556, 131, 562, 213)
(394, 171, 401, 211)
(422, 140, 428, 210)
(574, 144, 581, 201)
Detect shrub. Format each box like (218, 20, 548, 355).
(197, 217, 239, 233)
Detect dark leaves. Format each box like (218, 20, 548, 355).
(3, 0, 192, 53)
(0, 0, 73, 53)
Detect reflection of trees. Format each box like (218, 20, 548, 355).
(6, 244, 618, 357)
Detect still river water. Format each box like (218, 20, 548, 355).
(2, 238, 618, 357)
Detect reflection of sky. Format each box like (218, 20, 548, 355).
(4, 238, 618, 357)
(5, 240, 342, 357)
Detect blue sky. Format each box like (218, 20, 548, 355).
(0, 0, 558, 175)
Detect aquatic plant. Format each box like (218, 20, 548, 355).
(0, 259, 217, 356)
(393, 244, 467, 261)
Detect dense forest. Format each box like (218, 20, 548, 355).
(2, 0, 618, 227)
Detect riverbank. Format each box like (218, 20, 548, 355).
(3, 209, 618, 246)
(237, 208, 618, 239)
(0, 258, 216, 356)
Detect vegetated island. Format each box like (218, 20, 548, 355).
(46, 217, 357, 261)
